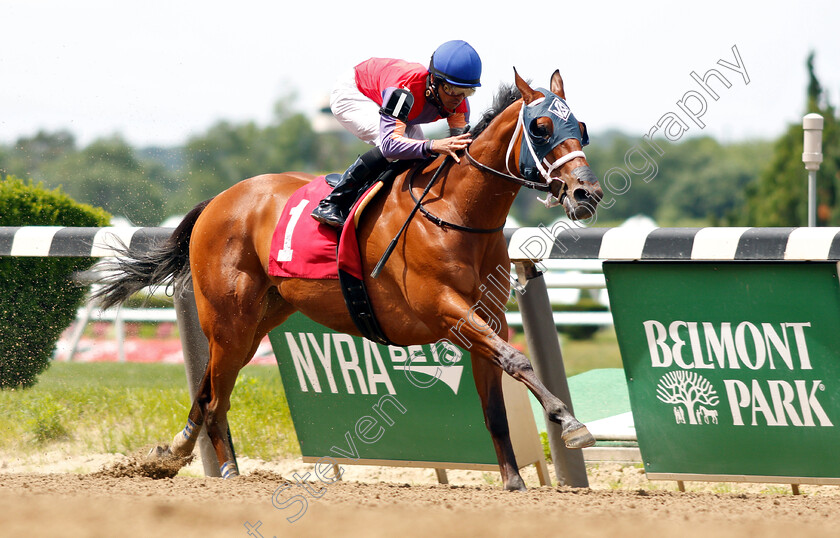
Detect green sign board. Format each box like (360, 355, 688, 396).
(605, 262, 840, 483)
(268, 313, 542, 469)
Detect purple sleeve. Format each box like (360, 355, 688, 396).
(378, 113, 431, 160)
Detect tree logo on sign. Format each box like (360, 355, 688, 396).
(656, 371, 720, 425)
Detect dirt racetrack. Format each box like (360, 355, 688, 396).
(3, 455, 840, 538)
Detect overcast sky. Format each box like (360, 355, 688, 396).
(2, 0, 838, 148)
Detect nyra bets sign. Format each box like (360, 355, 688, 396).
(268, 312, 500, 465)
(605, 262, 840, 482)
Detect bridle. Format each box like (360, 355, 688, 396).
(464, 146, 551, 192)
(410, 91, 589, 233)
(467, 94, 587, 203)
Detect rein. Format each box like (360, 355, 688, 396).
(407, 160, 505, 234)
(371, 156, 454, 278)
(464, 146, 550, 192)
(371, 153, 505, 278)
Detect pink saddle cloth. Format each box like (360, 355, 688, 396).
(268, 176, 376, 280)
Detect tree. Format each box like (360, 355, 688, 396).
(508, 131, 771, 227)
(0, 176, 110, 388)
(657, 138, 771, 225)
(2, 130, 77, 180)
(174, 94, 368, 212)
(739, 52, 840, 226)
(656, 371, 720, 425)
(38, 136, 167, 226)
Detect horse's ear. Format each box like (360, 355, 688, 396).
(550, 70, 566, 100)
(514, 67, 538, 104)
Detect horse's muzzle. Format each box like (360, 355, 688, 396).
(571, 165, 598, 185)
(560, 166, 602, 221)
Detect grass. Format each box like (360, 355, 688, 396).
(1, 329, 620, 462)
(761, 485, 795, 495)
(510, 326, 623, 376)
(560, 327, 623, 376)
(0, 362, 297, 460)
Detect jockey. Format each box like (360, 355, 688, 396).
(311, 40, 482, 227)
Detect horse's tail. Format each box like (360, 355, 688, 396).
(89, 198, 214, 310)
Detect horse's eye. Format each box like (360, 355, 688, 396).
(528, 118, 552, 144)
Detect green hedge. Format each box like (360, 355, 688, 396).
(0, 176, 110, 389)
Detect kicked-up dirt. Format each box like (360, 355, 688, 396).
(2, 452, 840, 537)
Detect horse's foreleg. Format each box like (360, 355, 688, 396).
(448, 307, 594, 449)
(472, 358, 526, 491)
(492, 335, 593, 448)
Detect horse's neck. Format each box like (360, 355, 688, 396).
(445, 105, 523, 229)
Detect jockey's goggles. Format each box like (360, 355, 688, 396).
(441, 82, 476, 98)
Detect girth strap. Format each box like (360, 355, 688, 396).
(337, 268, 397, 346)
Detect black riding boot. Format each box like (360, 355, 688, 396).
(311, 147, 388, 228)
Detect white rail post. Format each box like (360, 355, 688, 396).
(512, 260, 589, 487)
(803, 113, 824, 227)
(115, 309, 126, 363)
(173, 278, 225, 477)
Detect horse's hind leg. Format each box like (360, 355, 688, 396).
(168, 287, 295, 476)
(168, 375, 209, 459)
(472, 358, 526, 492)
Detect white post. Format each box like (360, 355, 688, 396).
(803, 113, 824, 227)
(66, 302, 94, 362)
(115, 309, 126, 363)
(512, 260, 589, 488)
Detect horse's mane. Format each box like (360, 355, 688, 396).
(471, 83, 522, 139)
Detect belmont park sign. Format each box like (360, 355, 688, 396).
(644, 319, 832, 428)
(605, 262, 840, 482)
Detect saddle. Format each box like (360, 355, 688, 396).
(269, 162, 413, 346)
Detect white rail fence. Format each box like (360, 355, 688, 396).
(505, 259, 611, 328)
(64, 258, 613, 361)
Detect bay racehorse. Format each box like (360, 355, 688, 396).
(93, 69, 603, 491)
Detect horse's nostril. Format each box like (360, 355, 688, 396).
(573, 188, 590, 203)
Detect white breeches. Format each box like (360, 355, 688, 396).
(329, 69, 424, 148)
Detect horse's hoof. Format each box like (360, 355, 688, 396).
(220, 461, 239, 479)
(562, 426, 596, 449)
(148, 445, 174, 459)
(504, 476, 527, 492)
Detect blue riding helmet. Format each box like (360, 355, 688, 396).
(429, 40, 482, 88)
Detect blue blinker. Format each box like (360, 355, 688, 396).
(519, 88, 588, 181)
